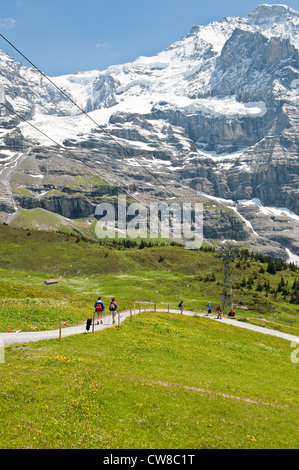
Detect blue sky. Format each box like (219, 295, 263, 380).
(0, 0, 298, 76)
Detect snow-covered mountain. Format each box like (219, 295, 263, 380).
(0, 4, 298, 261)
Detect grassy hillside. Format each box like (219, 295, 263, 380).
(0, 225, 298, 449)
(0, 224, 298, 333)
(1, 312, 298, 449)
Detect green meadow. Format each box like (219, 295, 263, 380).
(0, 224, 298, 449)
(0, 224, 298, 333)
(1, 312, 298, 449)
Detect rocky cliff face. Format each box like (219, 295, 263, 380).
(0, 4, 298, 263)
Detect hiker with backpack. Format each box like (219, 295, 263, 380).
(109, 297, 118, 324)
(216, 304, 222, 319)
(94, 297, 105, 325)
(178, 300, 184, 314)
(207, 302, 212, 315)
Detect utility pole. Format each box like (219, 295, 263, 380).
(215, 244, 241, 314)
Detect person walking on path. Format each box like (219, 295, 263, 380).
(109, 297, 118, 324)
(178, 300, 184, 314)
(94, 297, 105, 324)
(216, 304, 222, 319)
(207, 302, 212, 315)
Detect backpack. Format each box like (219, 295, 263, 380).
(109, 301, 116, 311)
(95, 302, 103, 312)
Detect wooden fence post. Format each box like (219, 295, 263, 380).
(59, 317, 62, 342)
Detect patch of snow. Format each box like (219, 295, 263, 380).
(196, 147, 249, 161)
(179, 97, 267, 118)
(238, 198, 299, 223)
(0, 155, 15, 162)
(197, 191, 235, 205)
(285, 248, 299, 267)
(130, 141, 156, 151)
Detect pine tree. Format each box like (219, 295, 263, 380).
(267, 259, 276, 275)
(256, 280, 263, 292)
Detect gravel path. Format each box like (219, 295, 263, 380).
(1, 309, 298, 347)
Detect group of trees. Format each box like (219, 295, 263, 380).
(236, 249, 296, 272)
(237, 263, 299, 304)
(97, 238, 172, 249)
(277, 276, 299, 304)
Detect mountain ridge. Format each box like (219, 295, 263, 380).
(0, 4, 298, 263)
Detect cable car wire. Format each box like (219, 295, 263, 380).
(0, 101, 142, 205)
(0, 33, 184, 204)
